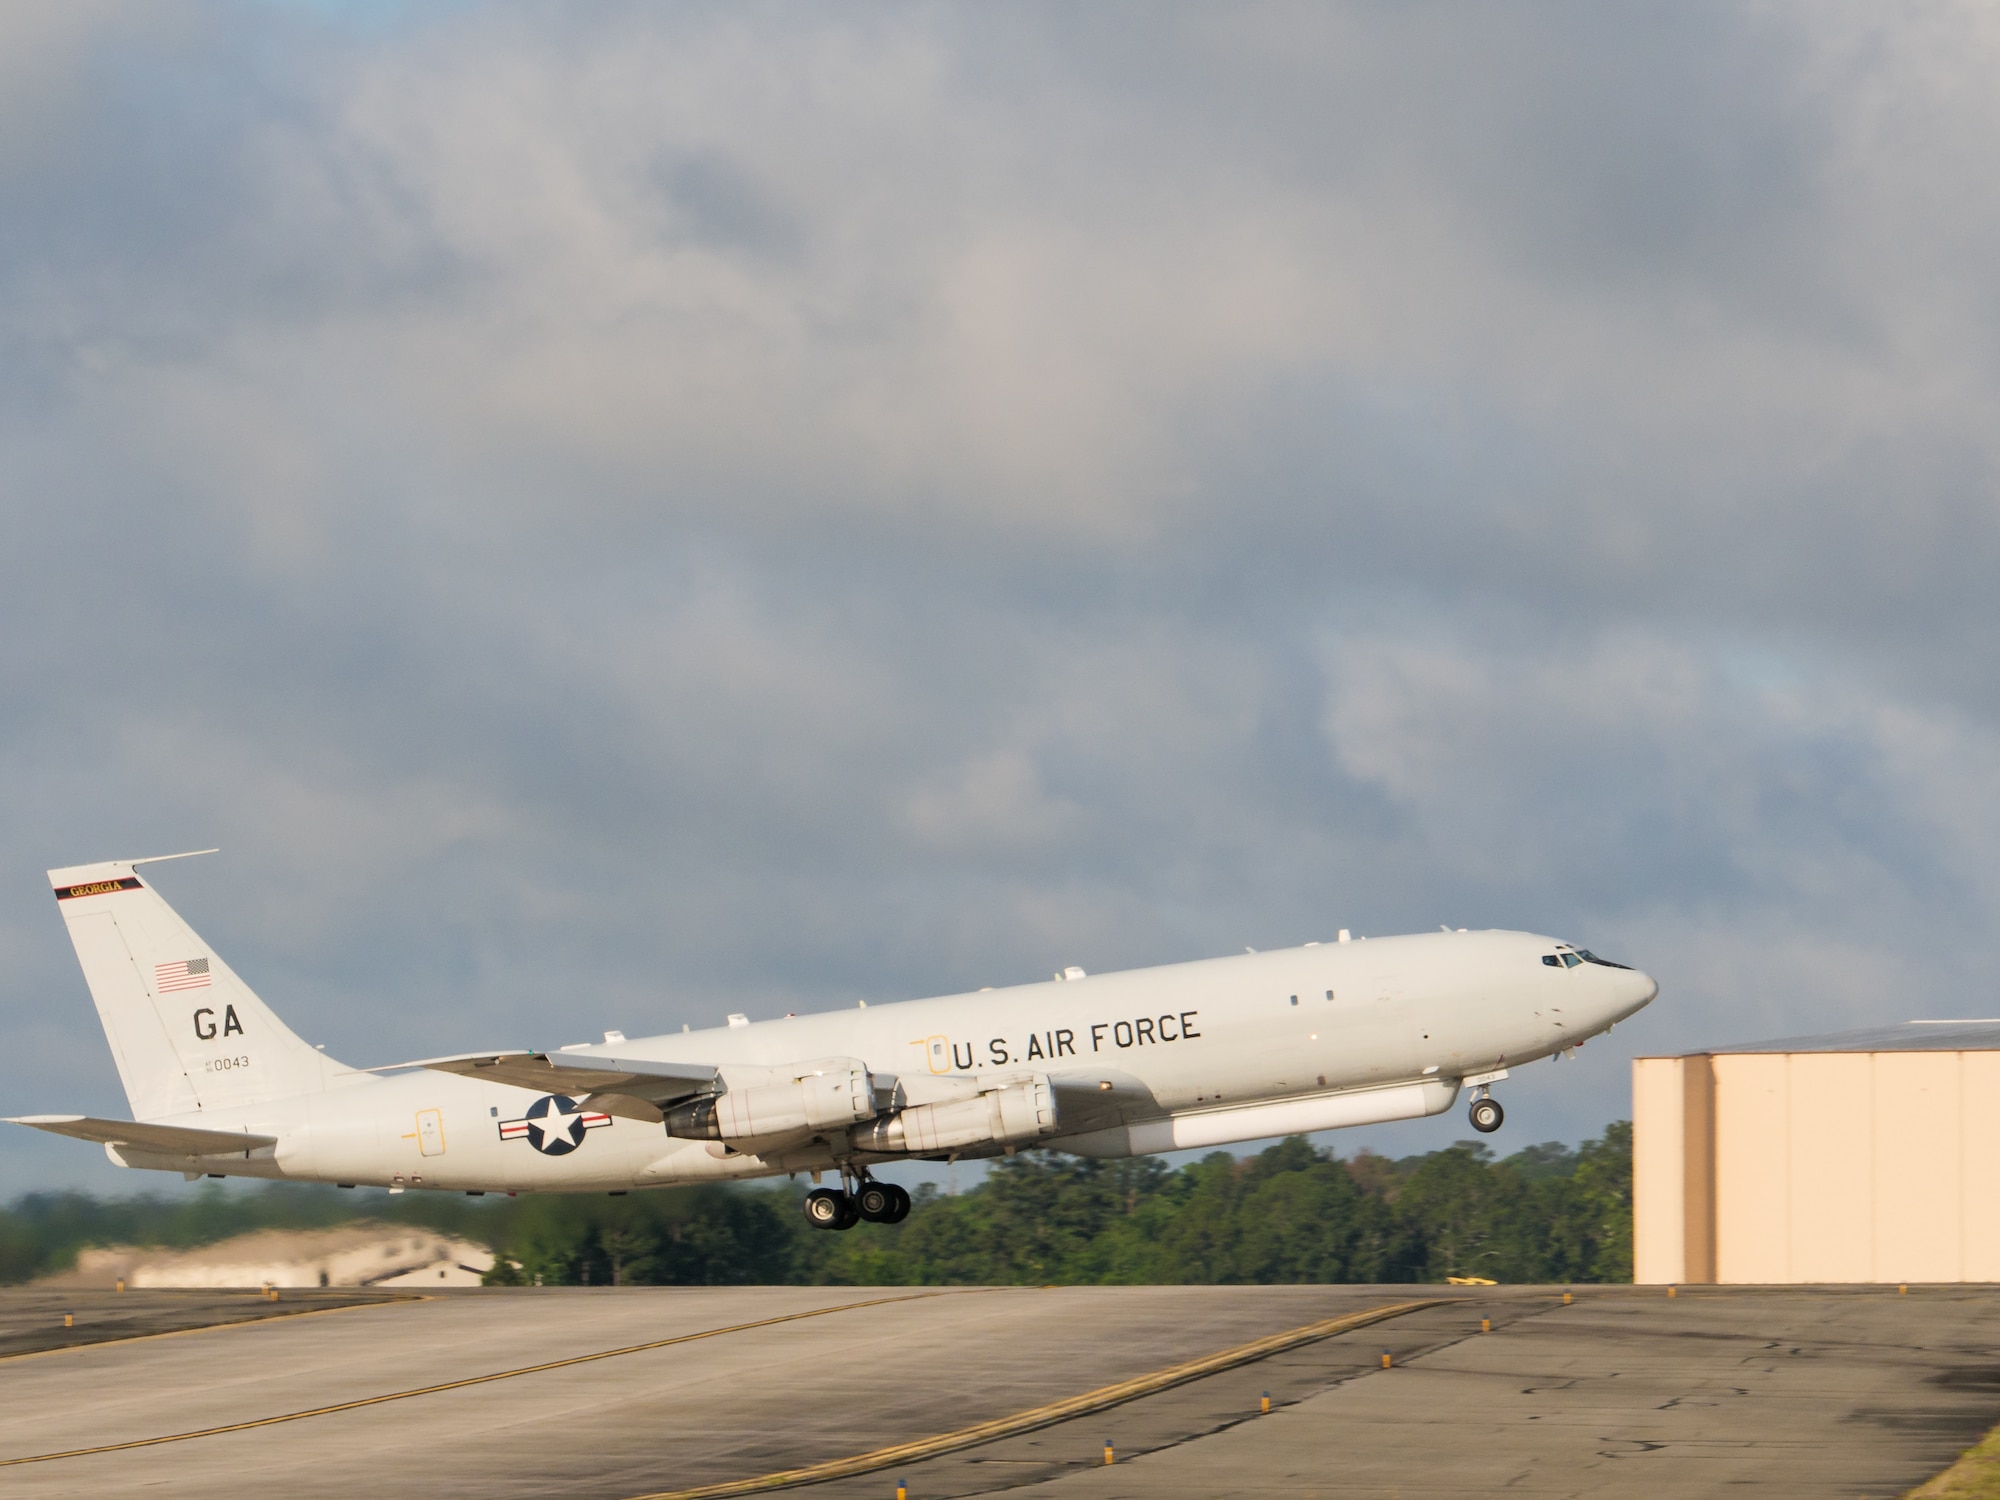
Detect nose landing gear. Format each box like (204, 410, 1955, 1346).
(1468, 1086, 1505, 1134)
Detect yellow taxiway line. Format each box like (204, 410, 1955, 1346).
(0, 1289, 962, 1468)
(624, 1296, 1447, 1500)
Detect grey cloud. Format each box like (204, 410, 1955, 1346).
(5, 2, 2000, 1189)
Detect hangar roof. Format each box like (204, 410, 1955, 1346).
(1673, 1020, 2000, 1056)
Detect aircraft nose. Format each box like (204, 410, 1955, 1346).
(1623, 967, 1659, 1013)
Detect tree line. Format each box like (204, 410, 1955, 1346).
(0, 1123, 1631, 1287)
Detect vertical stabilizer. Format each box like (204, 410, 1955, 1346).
(48, 858, 344, 1120)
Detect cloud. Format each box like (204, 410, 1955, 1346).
(5, 2, 2000, 1188)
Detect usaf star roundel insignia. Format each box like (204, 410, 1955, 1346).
(498, 1094, 612, 1156)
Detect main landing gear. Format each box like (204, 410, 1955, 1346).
(803, 1172, 912, 1231)
(854, 1179, 911, 1224)
(802, 1187, 858, 1230)
(1468, 1086, 1505, 1134)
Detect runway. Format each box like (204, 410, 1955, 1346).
(0, 1286, 409, 1358)
(1, 1283, 1995, 1498)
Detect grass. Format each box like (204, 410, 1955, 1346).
(1910, 1427, 2000, 1498)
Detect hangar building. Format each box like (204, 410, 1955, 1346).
(1634, 1021, 2000, 1284)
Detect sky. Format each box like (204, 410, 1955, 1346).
(4, 1, 2000, 1197)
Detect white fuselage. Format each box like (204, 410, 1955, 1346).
(111, 929, 1655, 1192)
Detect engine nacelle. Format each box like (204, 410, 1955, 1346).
(665, 1065, 875, 1143)
(849, 1075, 1059, 1155)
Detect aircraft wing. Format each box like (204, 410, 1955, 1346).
(6, 1114, 278, 1157)
(415, 1050, 719, 1113)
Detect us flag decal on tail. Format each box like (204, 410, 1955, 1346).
(155, 958, 212, 993)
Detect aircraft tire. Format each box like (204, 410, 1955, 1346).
(803, 1187, 853, 1230)
(881, 1183, 912, 1223)
(856, 1182, 897, 1222)
(1469, 1097, 1504, 1133)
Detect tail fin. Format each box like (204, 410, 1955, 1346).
(48, 856, 345, 1120)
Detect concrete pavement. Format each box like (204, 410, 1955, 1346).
(0, 1284, 1992, 1499)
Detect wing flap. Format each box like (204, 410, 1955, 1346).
(6, 1114, 277, 1157)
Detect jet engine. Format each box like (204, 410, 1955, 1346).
(848, 1074, 1059, 1154)
(664, 1065, 875, 1143)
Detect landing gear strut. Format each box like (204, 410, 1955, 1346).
(1468, 1086, 1504, 1134)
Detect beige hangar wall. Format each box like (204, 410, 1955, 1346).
(1634, 1050, 2000, 1284)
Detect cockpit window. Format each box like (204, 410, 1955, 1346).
(1549, 945, 1634, 970)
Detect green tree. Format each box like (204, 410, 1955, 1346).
(4, 1122, 1638, 1289)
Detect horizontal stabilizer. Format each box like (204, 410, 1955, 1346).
(6, 1114, 277, 1158)
(410, 1050, 719, 1107)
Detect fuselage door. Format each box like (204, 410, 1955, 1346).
(416, 1108, 446, 1157)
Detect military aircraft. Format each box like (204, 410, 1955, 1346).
(9, 853, 1655, 1230)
